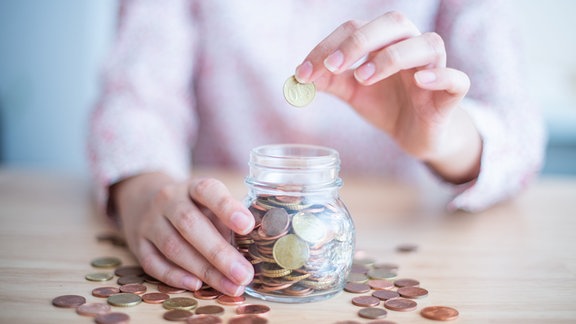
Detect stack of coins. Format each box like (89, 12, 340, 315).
(236, 194, 354, 299)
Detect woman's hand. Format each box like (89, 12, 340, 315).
(296, 11, 481, 183)
(112, 172, 255, 296)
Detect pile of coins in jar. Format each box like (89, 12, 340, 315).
(235, 194, 354, 300)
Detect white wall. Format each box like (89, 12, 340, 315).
(0, 1, 575, 175)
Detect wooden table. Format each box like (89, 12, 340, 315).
(1, 168, 575, 323)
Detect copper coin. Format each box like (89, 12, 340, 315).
(372, 290, 400, 301)
(117, 275, 144, 285)
(384, 298, 417, 312)
(158, 283, 187, 294)
(261, 208, 290, 237)
(365, 321, 397, 324)
(351, 296, 380, 307)
(142, 292, 170, 304)
(347, 272, 369, 284)
(193, 287, 222, 300)
(92, 286, 120, 298)
(195, 305, 225, 316)
(394, 278, 419, 288)
(357, 307, 388, 319)
(397, 286, 428, 299)
(350, 264, 369, 274)
(367, 268, 396, 280)
(344, 282, 371, 294)
(216, 295, 246, 306)
(114, 265, 145, 277)
(163, 297, 198, 310)
(95, 312, 130, 324)
(334, 321, 362, 324)
(236, 304, 271, 315)
(164, 309, 194, 321)
(186, 315, 224, 324)
(228, 315, 268, 324)
(119, 283, 147, 294)
(368, 279, 393, 290)
(420, 306, 459, 321)
(76, 302, 111, 317)
(52, 294, 86, 308)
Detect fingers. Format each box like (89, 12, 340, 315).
(145, 205, 250, 296)
(353, 32, 446, 85)
(189, 178, 254, 235)
(414, 68, 470, 108)
(296, 11, 421, 83)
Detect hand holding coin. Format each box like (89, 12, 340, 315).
(293, 11, 481, 185)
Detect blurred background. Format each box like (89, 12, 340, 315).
(1, 0, 575, 177)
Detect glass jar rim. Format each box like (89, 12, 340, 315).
(249, 144, 340, 170)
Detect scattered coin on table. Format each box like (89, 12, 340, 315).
(383, 298, 418, 312)
(76, 302, 111, 317)
(163, 309, 194, 321)
(420, 306, 460, 321)
(397, 286, 429, 299)
(52, 295, 86, 308)
(94, 312, 130, 324)
(142, 292, 170, 304)
(85, 272, 114, 282)
(357, 307, 388, 319)
(92, 286, 120, 298)
(236, 304, 271, 315)
(91, 256, 122, 268)
(195, 305, 225, 316)
(107, 293, 142, 307)
(163, 297, 198, 311)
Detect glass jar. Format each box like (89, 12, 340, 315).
(235, 144, 355, 303)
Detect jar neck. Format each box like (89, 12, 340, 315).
(245, 144, 342, 193)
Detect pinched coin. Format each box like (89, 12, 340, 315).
(420, 306, 459, 321)
(107, 293, 142, 307)
(261, 208, 290, 237)
(292, 212, 328, 243)
(216, 295, 246, 306)
(283, 75, 316, 107)
(397, 286, 428, 299)
(357, 307, 388, 319)
(236, 304, 271, 315)
(193, 287, 222, 300)
(164, 309, 194, 321)
(95, 312, 130, 324)
(272, 234, 310, 270)
(76, 302, 111, 317)
(383, 298, 417, 312)
(163, 297, 198, 310)
(52, 294, 86, 308)
(158, 283, 187, 294)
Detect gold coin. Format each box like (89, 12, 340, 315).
(107, 293, 142, 307)
(91, 256, 122, 268)
(292, 212, 328, 244)
(283, 75, 316, 107)
(162, 297, 198, 311)
(85, 272, 114, 282)
(272, 234, 309, 270)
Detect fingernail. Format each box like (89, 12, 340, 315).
(230, 261, 253, 286)
(182, 275, 202, 291)
(354, 62, 376, 82)
(230, 212, 254, 234)
(222, 277, 245, 296)
(416, 70, 437, 84)
(324, 50, 344, 73)
(295, 61, 313, 83)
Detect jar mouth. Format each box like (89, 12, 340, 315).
(247, 144, 341, 189)
(249, 144, 340, 170)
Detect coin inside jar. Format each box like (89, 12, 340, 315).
(261, 208, 290, 237)
(272, 234, 309, 270)
(283, 75, 316, 107)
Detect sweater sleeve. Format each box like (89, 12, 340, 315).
(435, 0, 546, 211)
(87, 0, 199, 212)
